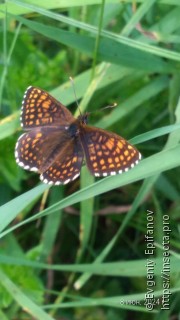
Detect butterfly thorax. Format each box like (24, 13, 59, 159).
(69, 122, 80, 138)
(69, 114, 87, 138)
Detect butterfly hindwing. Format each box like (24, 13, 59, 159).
(40, 138, 84, 185)
(15, 128, 76, 173)
(80, 125, 141, 177)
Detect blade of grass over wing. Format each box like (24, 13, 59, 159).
(1, 144, 180, 239)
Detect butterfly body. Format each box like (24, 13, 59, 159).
(15, 86, 141, 185)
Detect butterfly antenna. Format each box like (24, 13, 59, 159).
(90, 102, 117, 116)
(100, 103, 117, 111)
(69, 77, 82, 116)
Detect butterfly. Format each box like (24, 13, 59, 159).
(15, 86, 141, 185)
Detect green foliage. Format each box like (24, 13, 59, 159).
(0, 1, 180, 319)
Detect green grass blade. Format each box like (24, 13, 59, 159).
(0, 268, 54, 320)
(121, 0, 157, 36)
(13, 16, 172, 73)
(0, 184, 48, 233)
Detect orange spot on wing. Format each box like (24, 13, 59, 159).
(72, 156, 78, 163)
(100, 159, 105, 165)
(42, 101, 50, 109)
(106, 138, 115, 150)
(115, 147, 120, 154)
(90, 156, 96, 161)
(36, 133, 42, 138)
(117, 141, 123, 149)
(97, 151, 102, 156)
(124, 150, 129, 156)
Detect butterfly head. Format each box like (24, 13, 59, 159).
(78, 112, 89, 125)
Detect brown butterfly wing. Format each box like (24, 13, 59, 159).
(15, 127, 84, 184)
(40, 138, 84, 185)
(20, 86, 75, 129)
(79, 125, 141, 177)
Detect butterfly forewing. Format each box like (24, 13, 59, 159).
(21, 86, 75, 129)
(80, 125, 141, 177)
